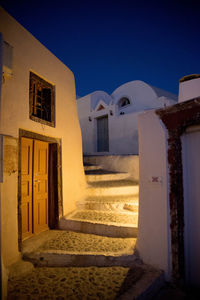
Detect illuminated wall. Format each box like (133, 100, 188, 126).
(0, 7, 86, 269)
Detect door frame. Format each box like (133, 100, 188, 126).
(96, 114, 109, 152)
(18, 129, 63, 249)
(156, 98, 200, 283)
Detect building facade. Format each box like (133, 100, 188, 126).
(0, 7, 86, 294)
(137, 74, 200, 286)
(77, 80, 177, 155)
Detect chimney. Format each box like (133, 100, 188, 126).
(178, 74, 200, 102)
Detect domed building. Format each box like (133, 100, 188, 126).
(77, 80, 177, 155)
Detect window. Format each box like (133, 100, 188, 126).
(118, 97, 130, 108)
(29, 72, 55, 127)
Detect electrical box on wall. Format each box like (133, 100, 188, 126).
(3, 40, 13, 78)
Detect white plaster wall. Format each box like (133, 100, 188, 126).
(77, 80, 177, 155)
(0, 8, 86, 267)
(77, 100, 142, 155)
(137, 110, 171, 279)
(178, 78, 200, 102)
(77, 95, 94, 153)
(109, 112, 139, 155)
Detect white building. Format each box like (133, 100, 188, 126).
(0, 7, 86, 297)
(137, 74, 200, 286)
(77, 80, 177, 155)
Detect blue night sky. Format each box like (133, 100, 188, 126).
(0, 0, 200, 97)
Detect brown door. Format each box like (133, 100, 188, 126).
(33, 140, 49, 234)
(21, 138, 49, 239)
(21, 138, 33, 240)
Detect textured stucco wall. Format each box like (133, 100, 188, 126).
(137, 110, 171, 279)
(77, 95, 94, 153)
(179, 78, 200, 103)
(0, 7, 86, 268)
(77, 81, 177, 155)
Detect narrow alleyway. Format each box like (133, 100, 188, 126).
(7, 161, 164, 299)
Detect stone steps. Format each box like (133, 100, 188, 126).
(59, 210, 138, 238)
(87, 179, 139, 196)
(60, 163, 139, 238)
(77, 195, 139, 212)
(85, 168, 130, 182)
(8, 262, 164, 300)
(22, 230, 137, 267)
(9, 161, 165, 300)
(84, 163, 102, 171)
(23, 251, 138, 268)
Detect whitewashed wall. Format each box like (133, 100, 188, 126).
(77, 81, 177, 155)
(179, 77, 200, 102)
(0, 7, 86, 269)
(137, 110, 171, 279)
(109, 112, 139, 154)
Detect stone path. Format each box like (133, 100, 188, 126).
(38, 230, 136, 254)
(22, 230, 138, 267)
(8, 263, 164, 300)
(7, 162, 166, 299)
(61, 162, 139, 238)
(8, 266, 142, 300)
(68, 210, 137, 225)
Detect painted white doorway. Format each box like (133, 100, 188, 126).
(182, 127, 200, 288)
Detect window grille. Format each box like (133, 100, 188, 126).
(29, 72, 55, 127)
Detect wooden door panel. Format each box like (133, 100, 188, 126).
(21, 138, 33, 240)
(33, 140, 49, 234)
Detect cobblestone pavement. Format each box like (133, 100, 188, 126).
(8, 266, 144, 300)
(86, 195, 138, 203)
(70, 210, 137, 225)
(39, 230, 136, 255)
(88, 179, 138, 188)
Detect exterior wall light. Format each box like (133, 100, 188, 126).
(88, 116, 92, 122)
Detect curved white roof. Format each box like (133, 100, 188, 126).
(77, 80, 177, 112)
(90, 90, 113, 110)
(112, 80, 177, 101)
(149, 85, 177, 100)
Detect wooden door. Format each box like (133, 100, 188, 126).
(21, 138, 33, 240)
(21, 138, 49, 239)
(33, 140, 49, 234)
(97, 115, 109, 152)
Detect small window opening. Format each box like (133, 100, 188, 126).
(118, 97, 130, 108)
(29, 72, 55, 127)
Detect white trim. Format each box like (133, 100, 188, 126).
(94, 99, 108, 112)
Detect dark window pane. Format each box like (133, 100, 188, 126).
(29, 72, 55, 127)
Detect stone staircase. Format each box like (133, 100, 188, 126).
(8, 161, 164, 299)
(59, 162, 139, 238)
